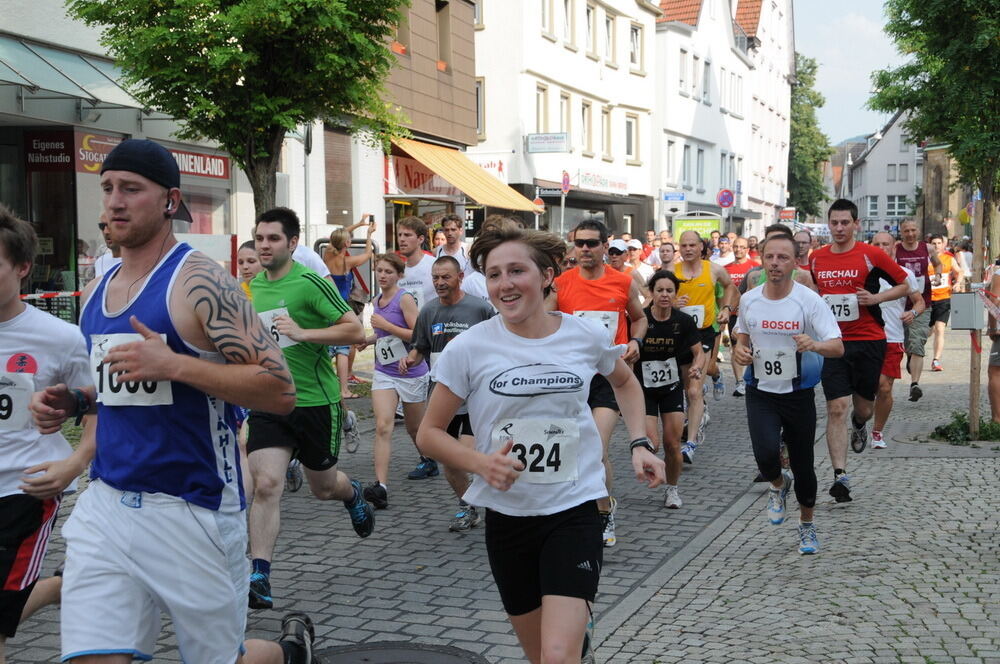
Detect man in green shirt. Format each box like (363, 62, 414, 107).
(246, 207, 373, 610)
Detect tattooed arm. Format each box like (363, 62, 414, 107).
(103, 252, 296, 414)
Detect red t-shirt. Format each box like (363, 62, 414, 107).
(554, 266, 632, 345)
(725, 259, 760, 288)
(809, 242, 909, 341)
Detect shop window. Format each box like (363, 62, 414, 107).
(393, 10, 410, 55)
(436, 0, 451, 72)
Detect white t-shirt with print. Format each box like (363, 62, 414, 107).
(879, 266, 919, 344)
(397, 253, 436, 310)
(293, 244, 332, 278)
(0, 305, 92, 497)
(432, 313, 622, 516)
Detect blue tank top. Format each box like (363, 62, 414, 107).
(79, 243, 244, 512)
(374, 288, 427, 378)
(331, 271, 352, 301)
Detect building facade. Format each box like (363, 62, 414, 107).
(845, 111, 924, 238)
(468, 0, 662, 236)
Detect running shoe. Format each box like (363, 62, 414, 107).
(602, 497, 617, 547)
(348, 374, 367, 385)
(449, 504, 481, 531)
(931, 359, 943, 372)
(681, 441, 697, 464)
(248, 572, 273, 609)
(733, 380, 746, 397)
(362, 481, 388, 510)
(829, 474, 852, 503)
(767, 473, 793, 525)
(343, 479, 375, 537)
(798, 522, 820, 555)
(278, 612, 315, 663)
(664, 485, 683, 509)
(285, 459, 304, 493)
(909, 383, 923, 402)
(343, 409, 360, 454)
(407, 457, 439, 479)
(581, 613, 595, 664)
(712, 376, 725, 401)
(871, 430, 887, 450)
(850, 417, 869, 453)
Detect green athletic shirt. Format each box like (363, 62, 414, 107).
(250, 261, 350, 406)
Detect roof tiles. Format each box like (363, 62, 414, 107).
(658, 0, 703, 25)
(735, 0, 763, 38)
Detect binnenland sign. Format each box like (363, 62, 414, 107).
(171, 149, 230, 179)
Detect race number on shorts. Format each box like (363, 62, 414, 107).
(90, 333, 174, 406)
(641, 358, 679, 388)
(375, 335, 407, 366)
(491, 418, 579, 484)
(823, 294, 859, 322)
(258, 308, 297, 349)
(680, 305, 705, 328)
(574, 310, 618, 343)
(753, 347, 798, 381)
(0, 372, 33, 430)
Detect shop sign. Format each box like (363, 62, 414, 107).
(389, 156, 461, 197)
(75, 132, 122, 173)
(526, 133, 571, 153)
(469, 156, 508, 184)
(578, 169, 628, 195)
(24, 131, 73, 172)
(672, 215, 721, 239)
(171, 149, 230, 179)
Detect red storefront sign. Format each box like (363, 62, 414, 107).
(171, 149, 229, 179)
(75, 132, 123, 173)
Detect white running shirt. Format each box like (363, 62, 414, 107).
(397, 253, 436, 310)
(879, 266, 919, 344)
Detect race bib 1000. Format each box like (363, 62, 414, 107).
(0, 372, 33, 431)
(491, 418, 579, 484)
(90, 333, 174, 406)
(823, 294, 859, 322)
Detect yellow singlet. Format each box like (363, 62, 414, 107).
(673, 259, 716, 329)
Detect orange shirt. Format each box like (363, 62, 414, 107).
(554, 266, 632, 345)
(928, 251, 955, 302)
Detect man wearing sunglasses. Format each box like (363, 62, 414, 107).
(93, 214, 122, 280)
(548, 220, 646, 548)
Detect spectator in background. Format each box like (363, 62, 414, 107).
(93, 214, 122, 279)
(433, 228, 447, 248)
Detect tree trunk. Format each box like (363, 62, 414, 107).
(969, 175, 996, 440)
(242, 128, 287, 219)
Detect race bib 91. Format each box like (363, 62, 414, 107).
(375, 335, 407, 366)
(90, 333, 174, 406)
(0, 372, 33, 431)
(823, 294, 859, 322)
(491, 418, 579, 484)
(258, 308, 297, 349)
(641, 358, 679, 388)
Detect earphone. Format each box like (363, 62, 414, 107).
(165, 202, 174, 212)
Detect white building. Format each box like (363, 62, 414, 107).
(740, 0, 793, 232)
(468, 0, 662, 236)
(654, 0, 759, 235)
(846, 110, 923, 237)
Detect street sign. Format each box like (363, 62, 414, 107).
(736, 180, 742, 195)
(561, 170, 571, 194)
(662, 191, 686, 202)
(717, 189, 734, 209)
(779, 207, 797, 220)
(532, 197, 545, 211)
(537, 187, 563, 197)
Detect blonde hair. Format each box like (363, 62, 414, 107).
(329, 228, 351, 252)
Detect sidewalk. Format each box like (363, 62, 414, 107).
(7, 330, 998, 663)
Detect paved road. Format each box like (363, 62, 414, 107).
(9, 330, 999, 663)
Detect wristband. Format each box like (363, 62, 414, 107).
(630, 337, 643, 348)
(70, 388, 91, 426)
(629, 437, 655, 454)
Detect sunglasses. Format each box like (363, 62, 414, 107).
(98, 222, 108, 231)
(608, 249, 624, 256)
(563, 258, 578, 266)
(573, 238, 602, 248)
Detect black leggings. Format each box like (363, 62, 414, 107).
(746, 385, 818, 508)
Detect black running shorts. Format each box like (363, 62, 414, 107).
(930, 299, 951, 326)
(0, 494, 60, 638)
(485, 501, 602, 616)
(821, 339, 886, 402)
(643, 383, 685, 416)
(586, 374, 619, 412)
(447, 413, 474, 438)
(247, 403, 344, 470)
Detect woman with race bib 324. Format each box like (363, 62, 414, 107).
(418, 226, 665, 663)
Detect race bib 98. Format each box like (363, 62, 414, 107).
(90, 333, 174, 406)
(491, 418, 579, 484)
(753, 347, 798, 381)
(0, 372, 33, 431)
(823, 294, 859, 322)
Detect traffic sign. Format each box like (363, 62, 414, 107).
(532, 197, 545, 211)
(717, 189, 734, 209)
(779, 207, 797, 220)
(561, 171, 571, 195)
(537, 187, 563, 197)
(662, 191, 686, 202)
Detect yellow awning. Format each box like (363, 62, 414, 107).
(392, 137, 542, 213)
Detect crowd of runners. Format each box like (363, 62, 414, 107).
(0, 138, 983, 663)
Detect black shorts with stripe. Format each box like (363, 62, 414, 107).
(247, 403, 344, 470)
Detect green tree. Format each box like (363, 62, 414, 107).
(66, 0, 408, 215)
(869, 0, 1000, 256)
(787, 53, 834, 220)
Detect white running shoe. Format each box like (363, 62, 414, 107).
(664, 485, 683, 509)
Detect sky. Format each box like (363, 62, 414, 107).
(793, 0, 908, 145)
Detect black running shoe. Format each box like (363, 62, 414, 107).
(344, 480, 375, 537)
(909, 383, 923, 402)
(249, 572, 273, 609)
(279, 612, 315, 663)
(829, 475, 852, 503)
(850, 417, 868, 453)
(362, 481, 388, 510)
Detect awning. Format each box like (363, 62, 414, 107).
(392, 137, 542, 213)
(0, 34, 142, 109)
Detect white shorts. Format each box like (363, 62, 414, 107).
(372, 371, 429, 403)
(60, 480, 248, 663)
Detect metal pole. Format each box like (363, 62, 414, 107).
(560, 194, 566, 238)
(970, 197, 985, 438)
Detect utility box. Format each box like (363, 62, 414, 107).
(951, 291, 985, 330)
